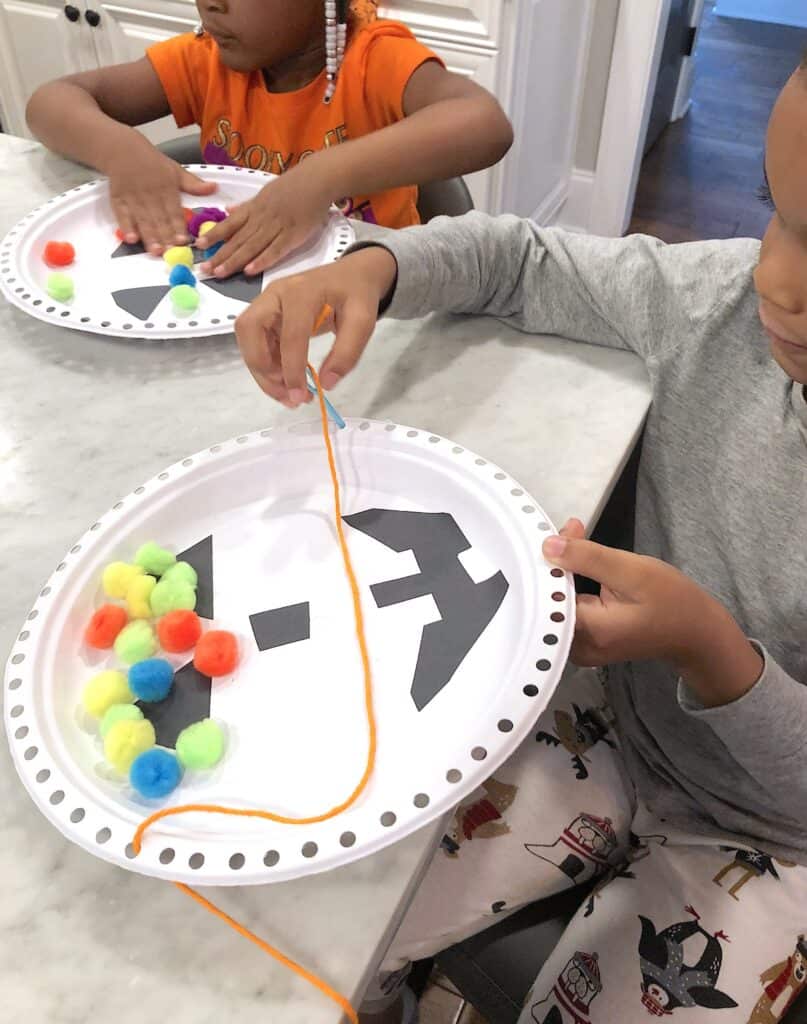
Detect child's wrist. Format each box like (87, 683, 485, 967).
(674, 596, 764, 707)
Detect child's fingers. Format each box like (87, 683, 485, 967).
(210, 232, 265, 279)
(542, 536, 645, 595)
(113, 199, 139, 244)
(198, 208, 246, 248)
(137, 203, 170, 254)
(318, 296, 378, 390)
(244, 233, 297, 276)
(559, 518, 586, 540)
(163, 195, 190, 245)
(179, 169, 218, 197)
(278, 299, 324, 403)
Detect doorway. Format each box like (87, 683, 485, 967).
(629, 0, 807, 241)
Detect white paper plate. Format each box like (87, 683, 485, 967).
(0, 165, 354, 340)
(4, 419, 574, 886)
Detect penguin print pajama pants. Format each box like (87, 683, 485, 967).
(361, 668, 807, 1023)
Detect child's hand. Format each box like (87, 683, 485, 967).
(108, 143, 217, 254)
(544, 520, 764, 706)
(200, 167, 333, 279)
(235, 246, 398, 406)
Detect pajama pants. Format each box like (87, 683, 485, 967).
(362, 668, 807, 1023)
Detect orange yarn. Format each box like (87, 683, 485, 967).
(132, 359, 372, 1024)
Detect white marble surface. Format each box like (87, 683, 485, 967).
(0, 134, 651, 1023)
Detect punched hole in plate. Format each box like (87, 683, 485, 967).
(189, 853, 205, 869)
(36, 769, 50, 783)
(302, 842, 318, 858)
(264, 850, 280, 866)
(414, 793, 430, 809)
(380, 812, 396, 827)
(340, 832, 356, 848)
(96, 827, 111, 844)
(160, 848, 175, 865)
(50, 790, 65, 805)
(229, 853, 245, 870)
(471, 746, 487, 761)
(446, 769, 462, 784)
(70, 808, 85, 824)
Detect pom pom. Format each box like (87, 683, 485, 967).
(194, 630, 238, 677)
(102, 561, 145, 599)
(100, 703, 144, 738)
(126, 574, 156, 619)
(115, 228, 125, 241)
(169, 264, 196, 287)
(46, 272, 74, 302)
(114, 620, 157, 665)
(157, 609, 202, 652)
(163, 245, 194, 268)
(130, 747, 183, 799)
(82, 670, 134, 718)
(188, 208, 227, 237)
(104, 718, 156, 774)
(43, 241, 75, 267)
(151, 579, 196, 616)
(203, 242, 223, 260)
(197, 220, 217, 237)
(170, 284, 200, 313)
(160, 561, 198, 588)
(182, 207, 194, 225)
(134, 542, 176, 577)
(176, 719, 225, 770)
(128, 657, 174, 702)
(84, 604, 128, 648)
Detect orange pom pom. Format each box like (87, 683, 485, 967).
(194, 630, 238, 677)
(85, 604, 128, 649)
(183, 207, 194, 225)
(43, 241, 75, 267)
(158, 610, 202, 653)
(115, 228, 125, 241)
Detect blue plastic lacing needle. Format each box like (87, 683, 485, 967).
(306, 367, 346, 429)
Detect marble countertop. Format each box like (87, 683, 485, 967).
(0, 134, 651, 1023)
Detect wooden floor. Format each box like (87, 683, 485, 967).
(629, 1, 807, 242)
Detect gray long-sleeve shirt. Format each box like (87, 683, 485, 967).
(365, 213, 807, 863)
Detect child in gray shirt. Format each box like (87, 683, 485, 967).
(237, 58, 807, 1024)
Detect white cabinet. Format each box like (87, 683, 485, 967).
(0, 0, 596, 220)
(0, 0, 96, 135)
(89, 0, 198, 143)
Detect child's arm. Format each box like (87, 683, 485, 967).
(235, 212, 749, 402)
(542, 522, 807, 824)
(201, 64, 512, 278)
(26, 60, 216, 252)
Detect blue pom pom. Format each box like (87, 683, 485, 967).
(128, 658, 174, 702)
(130, 748, 183, 799)
(203, 241, 224, 260)
(169, 264, 196, 287)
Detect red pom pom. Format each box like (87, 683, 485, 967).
(157, 610, 202, 653)
(43, 241, 75, 267)
(115, 228, 125, 241)
(194, 630, 238, 677)
(183, 207, 194, 225)
(85, 604, 128, 649)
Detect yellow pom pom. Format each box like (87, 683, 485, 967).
(126, 574, 156, 619)
(104, 718, 156, 774)
(197, 221, 217, 236)
(164, 246, 194, 268)
(82, 670, 134, 718)
(102, 562, 145, 599)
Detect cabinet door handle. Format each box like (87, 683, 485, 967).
(85, 8, 101, 26)
(64, 4, 80, 21)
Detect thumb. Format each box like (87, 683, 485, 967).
(180, 169, 218, 196)
(542, 535, 643, 593)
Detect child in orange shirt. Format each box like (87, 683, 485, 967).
(26, 0, 512, 279)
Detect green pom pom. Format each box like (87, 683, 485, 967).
(134, 542, 176, 577)
(114, 620, 157, 665)
(170, 284, 200, 313)
(150, 579, 196, 617)
(46, 272, 74, 302)
(160, 561, 198, 588)
(82, 671, 133, 718)
(176, 719, 225, 770)
(100, 703, 144, 738)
